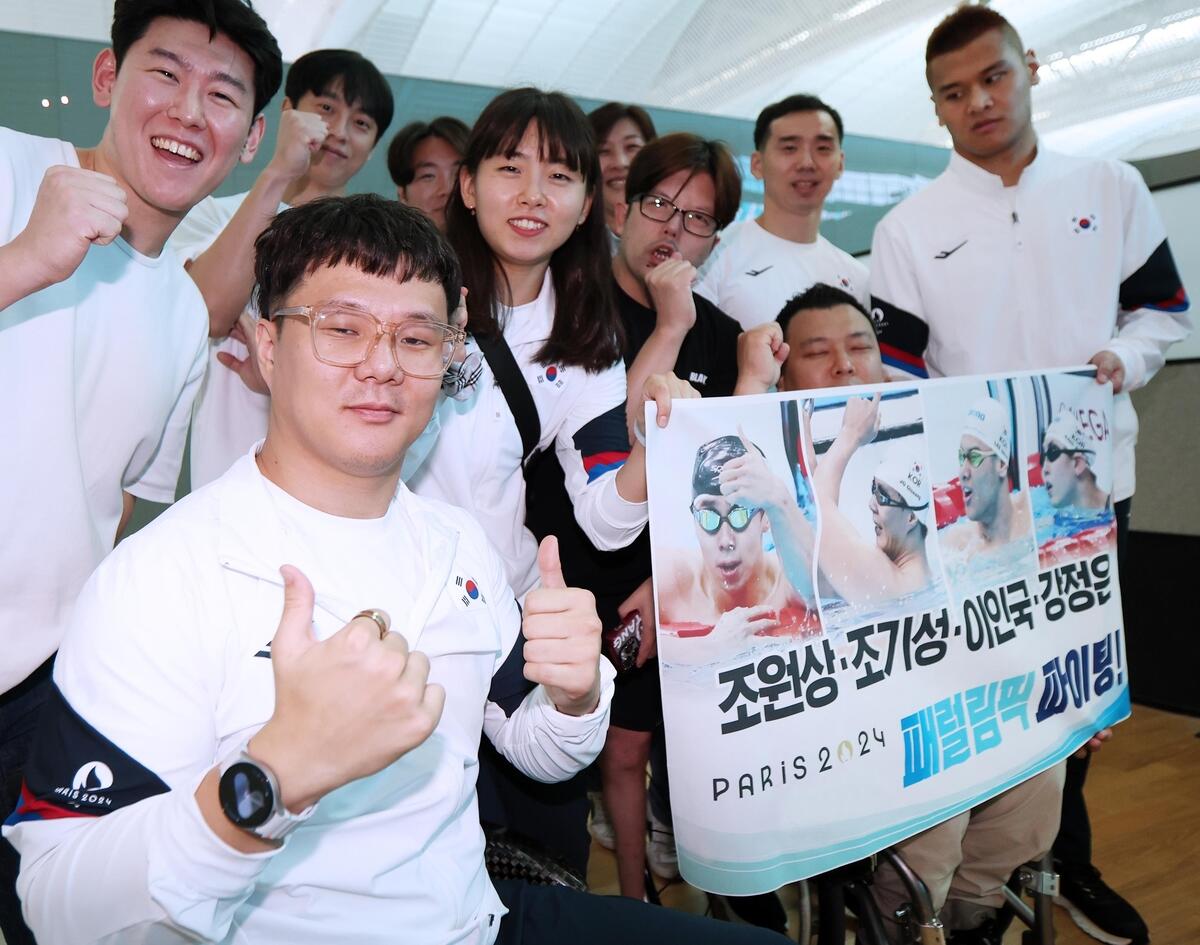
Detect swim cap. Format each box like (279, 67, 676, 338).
(692, 435, 762, 496)
(875, 446, 929, 511)
(961, 397, 1011, 461)
(1044, 408, 1112, 495)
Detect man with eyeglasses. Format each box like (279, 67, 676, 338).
(4, 196, 791, 945)
(1042, 411, 1111, 512)
(696, 94, 868, 331)
(534, 132, 759, 912)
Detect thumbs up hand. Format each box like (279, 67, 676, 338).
(249, 566, 446, 812)
(522, 537, 604, 716)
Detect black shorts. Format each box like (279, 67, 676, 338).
(609, 658, 662, 732)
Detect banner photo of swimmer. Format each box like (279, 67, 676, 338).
(645, 367, 1128, 896)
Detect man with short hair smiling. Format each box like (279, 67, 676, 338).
(0, 3, 281, 941)
(3, 196, 788, 945)
(868, 10, 1188, 937)
(175, 47, 395, 489)
(697, 94, 869, 330)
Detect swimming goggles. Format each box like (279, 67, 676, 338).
(692, 505, 760, 534)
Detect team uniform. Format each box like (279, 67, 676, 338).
(696, 217, 870, 330)
(409, 271, 647, 599)
(869, 147, 1191, 502)
(169, 192, 286, 490)
(3, 453, 616, 945)
(867, 145, 1190, 935)
(0, 127, 208, 696)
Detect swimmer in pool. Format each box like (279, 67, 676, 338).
(811, 393, 935, 603)
(942, 396, 1032, 556)
(1041, 409, 1112, 511)
(659, 434, 816, 659)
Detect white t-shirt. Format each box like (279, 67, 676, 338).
(0, 128, 208, 693)
(869, 147, 1193, 502)
(409, 272, 648, 597)
(696, 218, 871, 329)
(4, 452, 614, 945)
(170, 192, 284, 489)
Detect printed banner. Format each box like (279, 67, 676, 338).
(646, 368, 1129, 895)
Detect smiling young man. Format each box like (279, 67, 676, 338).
(3, 196, 788, 945)
(174, 48, 394, 489)
(696, 94, 869, 330)
(867, 11, 1191, 940)
(0, 3, 280, 941)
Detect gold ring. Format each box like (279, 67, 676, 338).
(354, 608, 390, 640)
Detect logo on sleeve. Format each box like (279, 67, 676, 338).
(451, 574, 487, 609)
(53, 762, 116, 809)
(536, 364, 565, 390)
(1072, 214, 1098, 234)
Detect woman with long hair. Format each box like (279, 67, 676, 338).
(407, 87, 673, 872)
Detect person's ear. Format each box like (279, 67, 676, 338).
(256, 317, 280, 393)
(612, 199, 629, 236)
(281, 97, 294, 113)
(1026, 48, 1041, 86)
(750, 150, 764, 181)
(240, 114, 266, 165)
(459, 164, 476, 213)
(92, 48, 117, 108)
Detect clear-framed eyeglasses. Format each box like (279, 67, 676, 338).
(634, 193, 719, 238)
(270, 302, 466, 379)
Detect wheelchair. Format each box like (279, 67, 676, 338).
(795, 847, 1058, 944)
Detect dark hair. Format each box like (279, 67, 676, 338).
(387, 116, 471, 187)
(588, 102, 657, 147)
(776, 283, 875, 338)
(624, 132, 742, 231)
(926, 6, 1024, 72)
(753, 94, 844, 149)
(692, 435, 764, 497)
(111, 0, 282, 116)
(285, 49, 394, 140)
(254, 194, 460, 319)
(446, 87, 620, 372)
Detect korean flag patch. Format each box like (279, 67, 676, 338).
(451, 574, 487, 609)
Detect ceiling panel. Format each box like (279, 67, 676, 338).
(2, 0, 1196, 159)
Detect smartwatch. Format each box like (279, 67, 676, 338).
(217, 747, 315, 841)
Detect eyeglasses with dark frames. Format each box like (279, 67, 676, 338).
(634, 194, 719, 238)
(270, 302, 465, 379)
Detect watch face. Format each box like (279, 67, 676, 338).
(219, 762, 274, 829)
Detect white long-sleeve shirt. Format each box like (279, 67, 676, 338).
(409, 271, 647, 597)
(869, 147, 1192, 502)
(4, 452, 614, 945)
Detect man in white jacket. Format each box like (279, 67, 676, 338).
(3, 196, 786, 945)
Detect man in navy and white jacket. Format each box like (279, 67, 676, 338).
(3, 196, 786, 945)
(869, 8, 1189, 944)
